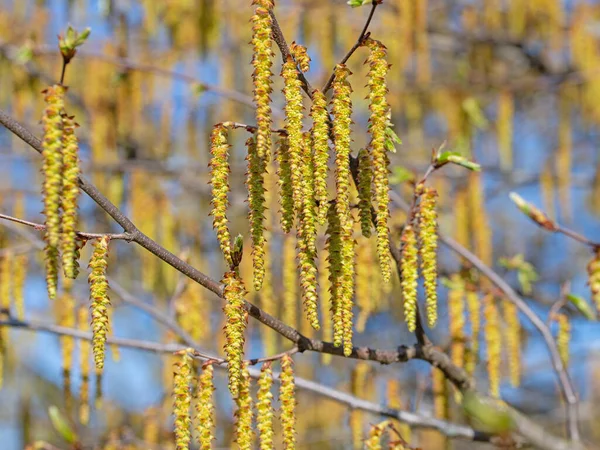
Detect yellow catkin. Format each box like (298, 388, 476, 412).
(364, 420, 390, 450)
(277, 137, 295, 233)
(400, 226, 418, 332)
(251, 0, 274, 160)
(468, 173, 492, 266)
(246, 136, 267, 291)
(282, 55, 305, 215)
(587, 249, 600, 313)
(497, 90, 514, 170)
(448, 277, 466, 368)
(41, 85, 65, 300)
(58, 291, 76, 409)
(319, 247, 333, 365)
(350, 363, 369, 448)
(209, 123, 233, 267)
(365, 38, 392, 283)
(418, 187, 438, 328)
(279, 355, 296, 449)
(465, 289, 480, 375)
(557, 313, 570, 368)
(88, 236, 111, 372)
(195, 363, 215, 450)
(326, 202, 344, 348)
(78, 306, 91, 425)
(309, 89, 329, 225)
(282, 234, 298, 329)
(173, 350, 193, 450)
(432, 367, 449, 419)
(260, 235, 277, 356)
(176, 279, 209, 343)
(60, 114, 81, 279)
(503, 300, 521, 387)
(540, 161, 556, 220)
(234, 362, 254, 449)
(386, 379, 411, 444)
(357, 147, 373, 238)
(257, 362, 274, 449)
(0, 253, 11, 317)
(290, 41, 310, 73)
(12, 252, 27, 320)
(222, 270, 248, 397)
(484, 295, 502, 398)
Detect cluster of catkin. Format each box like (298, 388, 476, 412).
(400, 184, 439, 332)
(172, 351, 297, 450)
(208, 3, 397, 362)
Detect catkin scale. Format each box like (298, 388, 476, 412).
(279, 355, 296, 449)
(246, 137, 267, 291)
(222, 270, 248, 397)
(88, 236, 111, 372)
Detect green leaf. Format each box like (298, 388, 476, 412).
(566, 294, 597, 321)
(231, 234, 244, 270)
(462, 97, 489, 130)
(436, 151, 481, 172)
(48, 406, 77, 444)
(347, 0, 372, 7)
(462, 391, 515, 434)
(389, 166, 414, 185)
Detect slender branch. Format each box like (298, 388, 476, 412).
(321, 1, 379, 94)
(556, 224, 600, 250)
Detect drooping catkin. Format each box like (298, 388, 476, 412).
(556, 313, 570, 368)
(277, 137, 295, 233)
(41, 85, 65, 250)
(340, 226, 356, 357)
(400, 226, 418, 332)
(309, 89, 330, 225)
(209, 124, 233, 267)
(195, 363, 215, 450)
(484, 295, 502, 398)
(357, 147, 373, 238)
(318, 247, 333, 364)
(234, 362, 254, 449)
(173, 350, 193, 450)
(331, 64, 353, 235)
(364, 421, 390, 450)
(282, 55, 305, 215)
(222, 270, 248, 397)
(418, 187, 438, 328)
(448, 277, 466, 368)
(432, 367, 449, 419)
(587, 249, 600, 313)
(77, 306, 91, 425)
(60, 114, 81, 279)
(300, 133, 317, 254)
(257, 362, 274, 449)
(88, 236, 111, 372)
(355, 239, 373, 332)
(282, 233, 298, 329)
(326, 202, 344, 347)
(279, 355, 296, 449)
(365, 38, 392, 283)
(246, 136, 267, 291)
(503, 300, 521, 387)
(251, 0, 274, 160)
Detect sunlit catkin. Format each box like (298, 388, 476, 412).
(234, 362, 254, 449)
(282, 55, 305, 215)
(195, 363, 215, 450)
(400, 226, 418, 332)
(279, 355, 296, 449)
(222, 270, 248, 397)
(557, 313, 570, 368)
(309, 89, 330, 224)
(503, 300, 521, 387)
(484, 295, 502, 398)
(246, 137, 267, 291)
(173, 350, 193, 450)
(88, 236, 111, 372)
(364, 420, 389, 450)
(277, 137, 295, 233)
(418, 187, 438, 328)
(326, 202, 344, 347)
(365, 38, 392, 283)
(257, 362, 274, 449)
(41, 85, 65, 300)
(357, 147, 373, 238)
(587, 249, 600, 312)
(209, 124, 233, 267)
(251, 0, 274, 159)
(60, 114, 81, 279)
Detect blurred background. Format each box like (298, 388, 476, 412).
(0, 0, 599, 448)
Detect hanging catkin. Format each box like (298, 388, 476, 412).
(448, 276, 466, 368)
(173, 350, 193, 450)
(357, 147, 373, 238)
(209, 123, 233, 267)
(484, 295, 502, 398)
(41, 85, 65, 300)
(195, 363, 215, 450)
(251, 0, 274, 160)
(88, 236, 111, 372)
(400, 226, 418, 332)
(418, 186, 438, 328)
(365, 38, 392, 282)
(503, 300, 521, 387)
(277, 137, 295, 233)
(257, 362, 274, 449)
(77, 306, 91, 425)
(310, 89, 330, 225)
(60, 114, 81, 279)
(326, 202, 344, 348)
(222, 270, 248, 397)
(557, 313, 570, 368)
(246, 136, 267, 291)
(234, 362, 254, 449)
(280, 355, 296, 449)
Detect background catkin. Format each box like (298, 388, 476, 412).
(88, 236, 111, 372)
(209, 124, 233, 267)
(484, 295, 502, 398)
(222, 270, 248, 397)
(251, 0, 274, 159)
(587, 249, 600, 313)
(60, 114, 81, 279)
(557, 313, 570, 368)
(357, 147, 373, 238)
(503, 300, 521, 387)
(280, 355, 296, 449)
